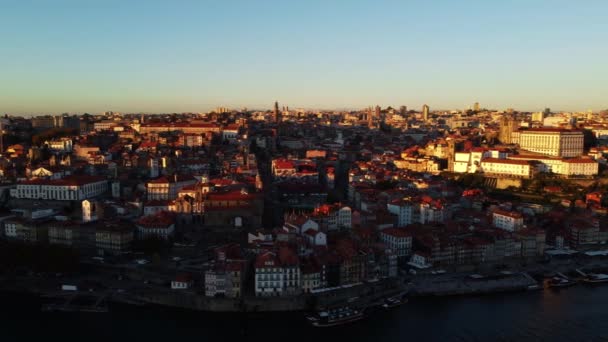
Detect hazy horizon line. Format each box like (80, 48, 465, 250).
(3, 105, 604, 117)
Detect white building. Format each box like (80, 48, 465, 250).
(301, 266, 322, 293)
(254, 251, 284, 297)
(387, 199, 413, 227)
(93, 120, 118, 131)
(562, 158, 599, 176)
(254, 248, 301, 297)
(10, 176, 108, 201)
(507, 155, 598, 176)
(204, 268, 226, 297)
(419, 202, 445, 224)
(387, 198, 445, 226)
(146, 175, 197, 201)
(518, 128, 584, 157)
(222, 124, 239, 142)
(480, 158, 538, 178)
(310, 204, 352, 231)
(407, 252, 432, 269)
(135, 212, 175, 240)
(492, 209, 524, 232)
(29, 167, 70, 180)
(284, 217, 319, 235)
(335, 206, 352, 230)
(380, 228, 413, 258)
(4, 221, 17, 238)
(45, 138, 73, 152)
(453, 149, 509, 174)
(171, 275, 193, 290)
(304, 229, 327, 247)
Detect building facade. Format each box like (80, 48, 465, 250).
(10, 176, 108, 200)
(492, 209, 524, 232)
(480, 158, 538, 178)
(380, 228, 413, 258)
(518, 128, 584, 157)
(146, 175, 197, 201)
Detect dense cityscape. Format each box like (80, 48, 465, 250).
(3, 1, 608, 340)
(2, 103, 608, 322)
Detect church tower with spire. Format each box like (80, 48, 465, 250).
(274, 101, 281, 123)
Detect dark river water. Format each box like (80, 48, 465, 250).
(2, 286, 608, 341)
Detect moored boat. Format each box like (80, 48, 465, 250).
(382, 296, 408, 309)
(583, 273, 608, 284)
(547, 276, 577, 289)
(306, 306, 364, 327)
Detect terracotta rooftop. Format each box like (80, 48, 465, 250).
(20, 175, 106, 186)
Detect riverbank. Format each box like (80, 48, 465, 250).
(3, 286, 608, 341)
(3, 256, 608, 313)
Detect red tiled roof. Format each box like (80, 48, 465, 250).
(136, 211, 176, 227)
(147, 175, 196, 184)
(254, 251, 279, 268)
(207, 189, 255, 201)
(562, 158, 597, 164)
(174, 274, 192, 283)
(224, 124, 240, 130)
(209, 178, 234, 186)
(482, 158, 533, 166)
(493, 208, 523, 219)
(509, 154, 560, 161)
(20, 175, 106, 186)
(278, 247, 299, 266)
(521, 128, 580, 133)
(274, 160, 296, 170)
(381, 228, 412, 238)
(142, 122, 219, 129)
(139, 141, 158, 148)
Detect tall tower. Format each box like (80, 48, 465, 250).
(367, 107, 373, 128)
(422, 104, 430, 122)
(82, 200, 97, 223)
(274, 101, 281, 123)
(473, 102, 480, 111)
(499, 115, 516, 144)
(447, 139, 456, 172)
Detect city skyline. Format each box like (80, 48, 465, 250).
(1, 0, 607, 114)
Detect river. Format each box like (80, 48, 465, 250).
(2, 286, 608, 341)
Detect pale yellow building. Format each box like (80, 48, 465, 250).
(518, 128, 583, 157)
(480, 158, 539, 179)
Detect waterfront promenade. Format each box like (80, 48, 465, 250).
(2, 254, 608, 313)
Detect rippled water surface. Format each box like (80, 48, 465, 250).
(3, 286, 608, 341)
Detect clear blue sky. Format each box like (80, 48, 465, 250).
(1, 0, 606, 115)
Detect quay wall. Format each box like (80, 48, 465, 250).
(412, 273, 537, 297)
